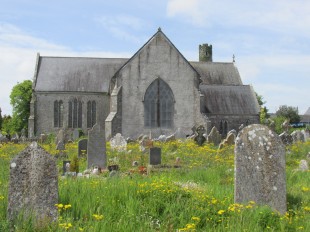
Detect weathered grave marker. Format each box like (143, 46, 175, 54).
(7, 142, 58, 223)
(72, 128, 80, 141)
(207, 126, 221, 146)
(194, 125, 206, 146)
(149, 147, 161, 165)
(78, 138, 88, 157)
(235, 124, 286, 214)
(87, 124, 106, 169)
(110, 133, 127, 151)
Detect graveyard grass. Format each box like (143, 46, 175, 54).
(0, 140, 309, 231)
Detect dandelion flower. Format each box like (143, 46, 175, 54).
(218, 210, 225, 215)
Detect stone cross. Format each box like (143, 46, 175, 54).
(235, 124, 286, 214)
(110, 133, 127, 151)
(87, 124, 106, 169)
(7, 142, 58, 223)
(194, 125, 206, 146)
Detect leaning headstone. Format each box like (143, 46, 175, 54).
(7, 142, 58, 223)
(279, 132, 293, 145)
(87, 124, 106, 169)
(78, 138, 88, 157)
(149, 147, 161, 165)
(301, 130, 309, 141)
(291, 131, 305, 143)
(207, 126, 221, 146)
(72, 129, 80, 141)
(166, 134, 176, 142)
(110, 133, 127, 151)
(225, 132, 236, 145)
(157, 135, 167, 142)
(235, 124, 286, 214)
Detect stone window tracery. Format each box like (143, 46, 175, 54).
(68, 98, 82, 128)
(54, 100, 63, 127)
(144, 78, 174, 128)
(87, 100, 96, 128)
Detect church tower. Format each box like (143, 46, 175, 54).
(199, 43, 213, 62)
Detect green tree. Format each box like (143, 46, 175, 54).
(0, 107, 2, 130)
(276, 105, 300, 123)
(10, 80, 32, 134)
(1, 115, 12, 136)
(255, 92, 269, 124)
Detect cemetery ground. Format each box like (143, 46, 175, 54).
(0, 140, 309, 231)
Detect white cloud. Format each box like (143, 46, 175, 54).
(166, 0, 310, 36)
(95, 15, 149, 44)
(0, 23, 131, 115)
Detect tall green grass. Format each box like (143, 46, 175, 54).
(0, 140, 309, 231)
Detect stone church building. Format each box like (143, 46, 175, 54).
(28, 29, 259, 139)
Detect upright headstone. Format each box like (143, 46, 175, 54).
(55, 128, 65, 145)
(291, 130, 305, 143)
(72, 129, 80, 141)
(7, 142, 58, 222)
(235, 124, 286, 214)
(56, 141, 65, 151)
(149, 147, 161, 165)
(207, 126, 222, 146)
(110, 133, 127, 151)
(194, 125, 206, 146)
(63, 161, 71, 175)
(301, 129, 309, 141)
(87, 124, 106, 169)
(78, 138, 88, 157)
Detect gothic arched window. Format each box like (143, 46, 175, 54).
(219, 120, 228, 135)
(68, 98, 82, 128)
(144, 78, 174, 128)
(54, 100, 63, 127)
(87, 101, 96, 128)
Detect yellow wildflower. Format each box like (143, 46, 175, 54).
(93, 214, 104, 220)
(64, 204, 72, 209)
(301, 187, 309, 192)
(191, 216, 200, 221)
(0, 196, 4, 200)
(218, 210, 225, 215)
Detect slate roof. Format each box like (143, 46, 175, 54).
(200, 85, 260, 115)
(34, 57, 128, 92)
(300, 107, 310, 123)
(190, 62, 242, 85)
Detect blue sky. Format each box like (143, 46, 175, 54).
(1, 0, 309, 116)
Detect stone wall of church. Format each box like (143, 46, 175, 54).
(207, 114, 260, 137)
(34, 92, 109, 136)
(115, 32, 202, 139)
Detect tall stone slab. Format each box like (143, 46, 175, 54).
(7, 142, 58, 222)
(87, 124, 106, 169)
(235, 124, 286, 214)
(207, 126, 221, 146)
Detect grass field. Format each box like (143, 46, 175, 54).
(0, 139, 309, 231)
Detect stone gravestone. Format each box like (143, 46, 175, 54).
(301, 130, 309, 141)
(72, 129, 80, 141)
(87, 124, 106, 169)
(298, 160, 309, 171)
(149, 147, 161, 165)
(291, 130, 305, 143)
(279, 132, 293, 145)
(235, 124, 286, 214)
(63, 161, 71, 175)
(55, 128, 65, 145)
(110, 133, 127, 151)
(7, 142, 58, 223)
(194, 125, 206, 146)
(207, 126, 221, 146)
(78, 138, 88, 157)
(56, 141, 65, 151)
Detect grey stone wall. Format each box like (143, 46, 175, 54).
(207, 114, 259, 137)
(34, 92, 109, 136)
(116, 32, 204, 138)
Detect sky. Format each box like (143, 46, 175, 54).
(0, 0, 309, 116)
